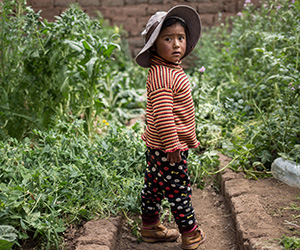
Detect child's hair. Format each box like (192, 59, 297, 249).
(161, 17, 189, 37)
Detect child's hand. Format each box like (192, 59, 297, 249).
(167, 149, 181, 164)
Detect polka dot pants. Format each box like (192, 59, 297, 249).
(141, 147, 196, 228)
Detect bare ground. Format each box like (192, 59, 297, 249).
(117, 182, 237, 250)
(64, 155, 300, 250)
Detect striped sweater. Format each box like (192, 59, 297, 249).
(141, 55, 200, 152)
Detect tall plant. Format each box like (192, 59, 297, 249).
(0, 1, 120, 139)
(191, 0, 300, 169)
(0, 0, 40, 139)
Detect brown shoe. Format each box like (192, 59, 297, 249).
(141, 220, 180, 243)
(181, 227, 206, 250)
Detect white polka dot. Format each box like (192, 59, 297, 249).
(175, 179, 180, 183)
(178, 206, 183, 210)
(170, 202, 175, 207)
(170, 163, 175, 166)
(176, 198, 181, 202)
(162, 157, 167, 162)
(186, 208, 191, 212)
(178, 165, 183, 170)
(188, 220, 194, 225)
(179, 185, 185, 189)
(171, 184, 176, 187)
(158, 173, 162, 177)
(166, 175, 172, 180)
(155, 151, 160, 156)
(183, 200, 188, 204)
(152, 167, 156, 172)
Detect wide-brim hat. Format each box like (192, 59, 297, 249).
(135, 5, 201, 68)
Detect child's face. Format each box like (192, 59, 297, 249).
(154, 22, 186, 64)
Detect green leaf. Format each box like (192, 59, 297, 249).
(86, 57, 98, 78)
(82, 40, 92, 51)
(64, 40, 83, 52)
(60, 76, 70, 98)
(0, 225, 18, 250)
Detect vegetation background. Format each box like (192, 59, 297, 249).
(0, 0, 299, 249)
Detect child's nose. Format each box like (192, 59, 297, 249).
(173, 39, 180, 47)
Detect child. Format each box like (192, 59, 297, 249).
(135, 5, 206, 250)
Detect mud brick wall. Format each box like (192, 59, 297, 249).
(27, 0, 259, 56)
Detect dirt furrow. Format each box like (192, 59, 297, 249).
(117, 183, 237, 250)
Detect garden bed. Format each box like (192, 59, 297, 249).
(62, 155, 300, 250)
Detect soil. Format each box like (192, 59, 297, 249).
(63, 154, 300, 250)
(116, 183, 237, 250)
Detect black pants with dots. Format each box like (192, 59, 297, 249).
(141, 147, 196, 228)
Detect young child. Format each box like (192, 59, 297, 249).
(135, 5, 206, 250)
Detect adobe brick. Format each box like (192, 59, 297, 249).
(31, 0, 54, 8)
(224, 0, 238, 12)
(78, 0, 100, 7)
(197, 2, 223, 14)
(184, 0, 211, 2)
(99, 6, 125, 22)
(147, 4, 170, 15)
(83, 7, 104, 18)
(123, 5, 148, 17)
(101, 0, 124, 7)
(123, 17, 139, 36)
(149, 0, 164, 4)
(128, 37, 144, 47)
(54, 0, 76, 7)
(125, 0, 148, 4)
(38, 7, 61, 21)
(199, 14, 214, 26)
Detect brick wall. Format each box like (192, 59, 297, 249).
(26, 0, 258, 56)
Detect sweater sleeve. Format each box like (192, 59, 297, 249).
(149, 88, 181, 152)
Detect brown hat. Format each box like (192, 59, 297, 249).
(135, 5, 201, 68)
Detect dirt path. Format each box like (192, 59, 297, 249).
(64, 154, 300, 250)
(117, 183, 237, 250)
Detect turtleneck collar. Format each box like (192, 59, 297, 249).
(150, 54, 182, 69)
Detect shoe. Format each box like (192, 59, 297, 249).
(141, 220, 180, 243)
(181, 227, 206, 250)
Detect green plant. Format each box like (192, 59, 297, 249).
(280, 235, 300, 250)
(191, 0, 300, 171)
(0, 119, 146, 249)
(0, 225, 18, 250)
(0, 1, 130, 139)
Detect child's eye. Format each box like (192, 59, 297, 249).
(179, 36, 185, 41)
(165, 38, 171, 42)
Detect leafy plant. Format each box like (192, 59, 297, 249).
(0, 119, 146, 249)
(191, 0, 300, 170)
(0, 1, 143, 139)
(0, 225, 18, 250)
(280, 235, 300, 250)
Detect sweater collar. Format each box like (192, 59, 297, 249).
(150, 55, 182, 69)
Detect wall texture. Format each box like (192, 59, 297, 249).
(26, 0, 256, 56)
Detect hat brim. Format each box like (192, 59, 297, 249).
(135, 5, 201, 68)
